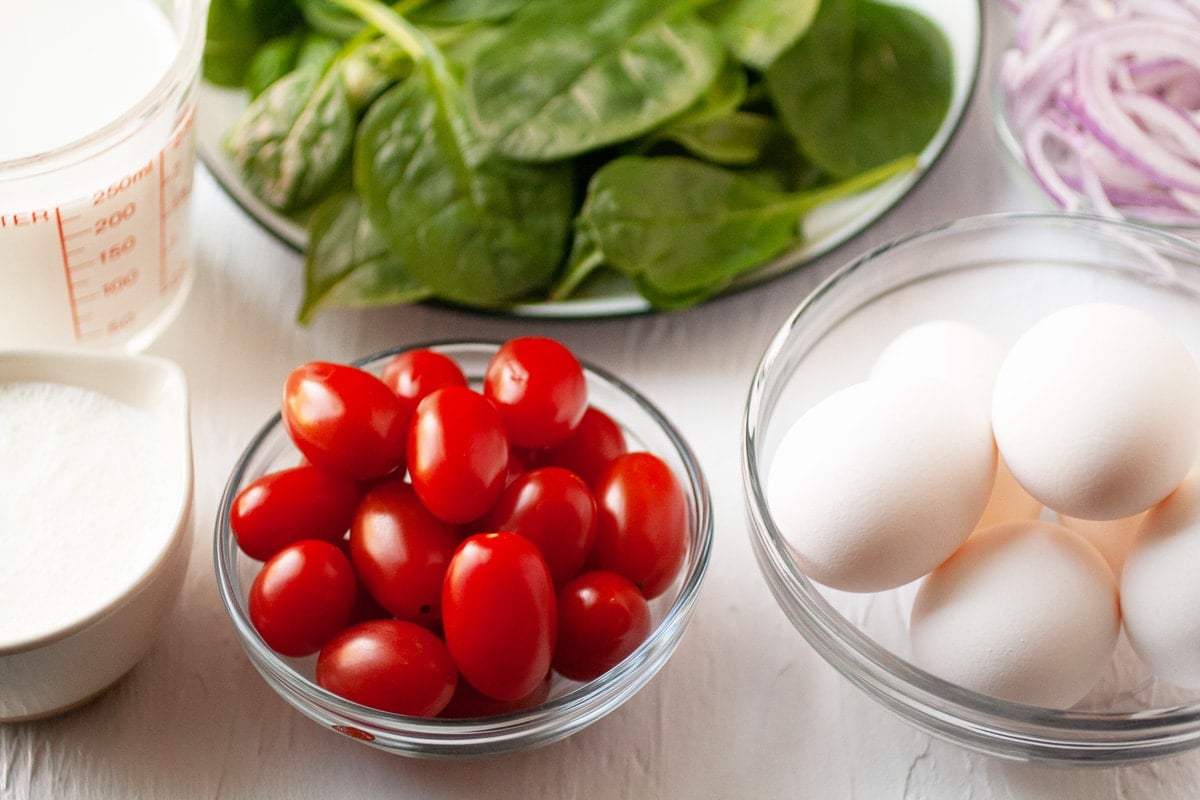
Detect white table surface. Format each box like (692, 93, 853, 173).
(5, 2, 1200, 797)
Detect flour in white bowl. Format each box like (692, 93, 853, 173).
(0, 381, 176, 648)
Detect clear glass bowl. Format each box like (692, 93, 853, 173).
(215, 341, 713, 758)
(743, 212, 1200, 764)
(990, 8, 1200, 237)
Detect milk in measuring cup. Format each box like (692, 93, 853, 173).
(0, 0, 200, 351)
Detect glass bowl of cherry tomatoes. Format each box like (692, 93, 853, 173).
(214, 338, 713, 758)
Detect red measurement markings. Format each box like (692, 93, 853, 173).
(92, 160, 154, 205)
(107, 310, 136, 334)
(0, 209, 52, 228)
(55, 180, 148, 342)
(54, 209, 87, 341)
(159, 106, 196, 293)
(158, 147, 168, 292)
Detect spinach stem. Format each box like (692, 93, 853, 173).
(332, 0, 445, 73)
(392, 0, 425, 15)
(787, 154, 919, 215)
(548, 241, 606, 302)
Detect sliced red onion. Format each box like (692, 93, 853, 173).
(1115, 91, 1200, 161)
(1017, 0, 1067, 52)
(1071, 30, 1200, 192)
(1175, 190, 1200, 215)
(1021, 113, 1087, 210)
(1000, 0, 1200, 228)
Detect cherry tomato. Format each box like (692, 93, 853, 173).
(589, 452, 688, 599)
(231, 465, 363, 561)
(442, 533, 556, 702)
(380, 348, 467, 421)
(439, 670, 552, 719)
(484, 336, 587, 449)
(348, 575, 392, 626)
(408, 386, 509, 524)
(477, 467, 596, 587)
(249, 540, 357, 657)
(537, 406, 629, 487)
(505, 446, 536, 486)
(553, 570, 651, 683)
(316, 619, 457, 717)
(282, 361, 407, 480)
(349, 479, 460, 628)
(325, 537, 392, 625)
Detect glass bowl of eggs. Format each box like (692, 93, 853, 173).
(742, 211, 1200, 764)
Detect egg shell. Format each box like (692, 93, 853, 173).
(1057, 511, 1145, 579)
(991, 302, 1200, 521)
(909, 520, 1120, 710)
(974, 458, 1043, 533)
(766, 375, 996, 593)
(870, 319, 1007, 405)
(1121, 470, 1200, 689)
(870, 321, 1041, 532)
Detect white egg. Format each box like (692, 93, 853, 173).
(991, 302, 1200, 521)
(1121, 470, 1200, 689)
(909, 520, 1120, 709)
(870, 319, 1007, 404)
(766, 375, 996, 593)
(974, 452, 1044, 533)
(1057, 511, 1145, 578)
(871, 320, 1041, 531)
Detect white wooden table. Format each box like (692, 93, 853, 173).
(4, 2, 1200, 796)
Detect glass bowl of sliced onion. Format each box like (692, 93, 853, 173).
(993, 0, 1200, 233)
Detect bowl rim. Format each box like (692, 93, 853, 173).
(742, 211, 1200, 764)
(213, 339, 714, 756)
(0, 349, 194, 654)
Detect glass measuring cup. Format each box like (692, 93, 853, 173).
(0, 0, 205, 352)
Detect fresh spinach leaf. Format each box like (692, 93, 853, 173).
(632, 62, 774, 166)
(573, 154, 916, 308)
(649, 112, 783, 166)
(300, 191, 431, 323)
(298, 0, 371, 39)
(225, 34, 409, 211)
(224, 60, 353, 211)
(245, 32, 342, 98)
(203, 0, 302, 87)
(245, 32, 305, 98)
(339, 36, 414, 109)
(297, 0, 440, 39)
(409, 0, 524, 25)
(701, 0, 819, 70)
(671, 60, 749, 124)
(765, 0, 952, 178)
(356, 71, 574, 306)
(297, 34, 346, 71)
(464, 0, 726, 161)
(549, 226, 607, 303)
(345, 0, 575, 307)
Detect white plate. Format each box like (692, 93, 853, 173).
(197, 0, 983, 318)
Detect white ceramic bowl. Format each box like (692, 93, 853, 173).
(0, 349, 192, 721)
